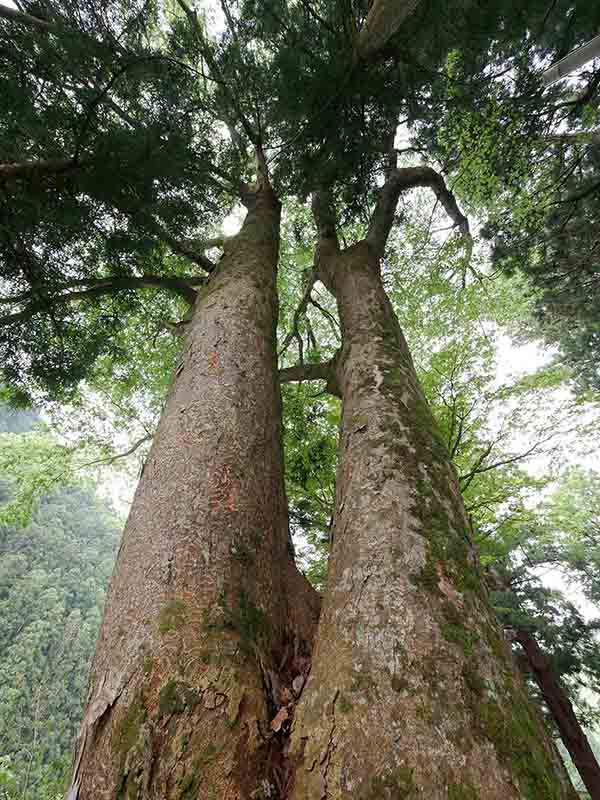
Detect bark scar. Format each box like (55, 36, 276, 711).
(319, 689, 339, 799)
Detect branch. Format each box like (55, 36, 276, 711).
(311, 189, 341, 289)
(279, 356, 340, 397)
(0, 4, 55, 33)
(366, 165, 470, 258)
(459, 439, 545, 492)
(0, 157, 78, 185)
(278, 270, 318, 358)
(542, 35, 600, 86)
(0, 274, 200, 327)
(75, 434, 152, 471)
(354, 0, 422, 63)
(146, 221, 216, 272)
(311, 189, 339, 244)
(174, 0, 258, 146)
(309, 296, 340, 338)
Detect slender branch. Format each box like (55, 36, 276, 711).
(174, 0, 258, 145)
(367, 165, 470, 258)
(278, 270, 318, 358)
(459, 439, 546, 492)
(146, 221, 216, 272)
(309, 296, 340, 338)
(75, 434, 153, 470)
(298, 0, 336, 35)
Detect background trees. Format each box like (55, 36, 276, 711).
(0, 404, 121, 800)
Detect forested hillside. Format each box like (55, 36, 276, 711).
(0, 406, 121, 800)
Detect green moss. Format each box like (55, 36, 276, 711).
(158, 599, 188, 634)
(474, 695, 566, 800)
(222, 590, 270, 656)
(116, 770, 142, 800)
(462, 662, 486, 696)
(409, 552, 440, 593)
(117, 699, 146, 756)
(158, 680, 200, 719)
(440, 621, 476, 656)
(391, 674, 409, 693)
(199, 743, 219, 763)
(439, 600, 478, 656)
(448, 783, 480, 800)
(339, 694, 353, 713)
(179, 772, 198, 799)
(350, 668, 378, 696)
(158, 679, 185, 717)
(362, 766, 416, 799)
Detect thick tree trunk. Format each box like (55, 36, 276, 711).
(68, 187, 320, 800)
(288, 239, 576, 799)
(514, 627, 600, 800)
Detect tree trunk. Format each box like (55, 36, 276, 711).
(68, 186, 320, 800)
(288, 238, 576, 799)
(514, 627, 600, 800)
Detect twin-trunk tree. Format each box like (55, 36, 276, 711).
(68, 155, 577, 799)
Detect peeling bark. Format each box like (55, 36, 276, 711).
(288, 237, 577, 799)
(69, 186, 320, 800)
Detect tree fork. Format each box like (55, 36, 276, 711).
(68, 184, 320, 800)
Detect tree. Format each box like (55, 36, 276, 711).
(421, 30, 600, 391)
(1, 1, 595, 797)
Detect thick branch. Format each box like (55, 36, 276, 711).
(0, 157, 77, 185)
(542, 35, 600, 86)
(0, 274, 200, 327)
(279, 357, 340, 397)
(367, 166, 470, 258)
(354, 0, 422, 63)
(0, 4, 56, 33)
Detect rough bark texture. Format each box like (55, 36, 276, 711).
(514, 627, 600, 800)
(288, 238, 576, 800)
(68, 188, 320, 800)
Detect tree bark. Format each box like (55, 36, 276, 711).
(513, 627, 600, 800)
(354, 0, 422, 62)
(288, 236, 576, 799)
(68, 186, 320, 800)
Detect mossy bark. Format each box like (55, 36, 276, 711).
(287, 239, 576, 800)
(68, 188, 320, 800)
